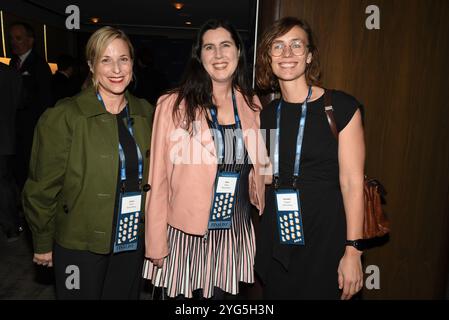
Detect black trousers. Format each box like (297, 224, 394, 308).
(0, 155, 20, 234)
(53, 238, 144, 300)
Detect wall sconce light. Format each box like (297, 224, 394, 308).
(0, 10, 7, 64)
(173, 2, 184, 10)
(43, 24, 58, 74)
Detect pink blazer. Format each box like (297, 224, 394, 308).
(145, 90, 271, 259)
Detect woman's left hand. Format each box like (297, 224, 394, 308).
(337, 247, 363, 300)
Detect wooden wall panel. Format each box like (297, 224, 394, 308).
(259, 0, 281, 34)
(259, 0, 449, 299)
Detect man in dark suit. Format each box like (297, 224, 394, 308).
(52, 54, 80, 104)
(9, 22, 53, 191)
(0, 63, 23, 241)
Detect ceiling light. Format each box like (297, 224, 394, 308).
(90, 17, 100, 24)
(173, 2, 184, 10)
(185, 21, 192, 25)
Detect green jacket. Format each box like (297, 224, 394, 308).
(23, 87, 154, 254)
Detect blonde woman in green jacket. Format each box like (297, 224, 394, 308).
(23, 26, 154, 299)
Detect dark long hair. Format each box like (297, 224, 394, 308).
(170, 19, 258, 133)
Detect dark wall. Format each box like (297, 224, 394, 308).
(1, 10, 74, 61)
(258, 0, 449, 299)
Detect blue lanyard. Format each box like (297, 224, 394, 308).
(273, 86, 312, 187)
(96, 93, 143, 185)
(209, 88, 244, 166)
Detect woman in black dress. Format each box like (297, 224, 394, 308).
(255, 17, 365, 300)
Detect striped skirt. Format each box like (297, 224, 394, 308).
(142, 200, 255, 299)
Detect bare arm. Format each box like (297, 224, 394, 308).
(339, 109, 365, 242)
(337, 109, 365, 299)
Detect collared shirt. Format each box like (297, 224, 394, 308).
(18, 49, 32, 68)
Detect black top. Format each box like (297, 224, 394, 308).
(116, 107, 140, 192)
(261, 90, 360, 188)
(207, 118, 251, 208)
(255, 89, 361, 299)
(110, 107, 140, 249)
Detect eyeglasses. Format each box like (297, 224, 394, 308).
(270, 40, 309, 57)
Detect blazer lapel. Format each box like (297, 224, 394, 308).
(192, 108, 217, 158)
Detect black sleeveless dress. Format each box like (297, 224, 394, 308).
(255, 90, 360, 299)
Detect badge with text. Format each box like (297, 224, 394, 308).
(275, 189, 305, 245)
(208, 171, 239, 230)
(113, 192, 142, 253)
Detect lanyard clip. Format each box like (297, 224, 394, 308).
(120, 182, 126, 193)
(203, 230, 209, 242)
(273, 176, 280, 189)
(292, 176, 299, 190)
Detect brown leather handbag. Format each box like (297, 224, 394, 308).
(323, 89, 390, 239)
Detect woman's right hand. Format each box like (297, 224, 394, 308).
(150, 258, 164, 268)
(33, 252, 53, 267)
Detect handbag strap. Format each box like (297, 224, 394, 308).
(324, 89, 339, 141)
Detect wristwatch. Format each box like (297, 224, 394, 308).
(345, 239, 366, 251)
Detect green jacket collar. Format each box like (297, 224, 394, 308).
(75, 86, 146, 118)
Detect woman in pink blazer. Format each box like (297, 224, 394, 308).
(143, 19, 271, 299)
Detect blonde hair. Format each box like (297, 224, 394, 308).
(85, 26, 134, 91)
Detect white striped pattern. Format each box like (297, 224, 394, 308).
(143, 124, 256, 298)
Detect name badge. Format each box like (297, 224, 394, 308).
(275, 189, 305, 245)
(208, 171, 239, 230)
(113, 192, 141, 253)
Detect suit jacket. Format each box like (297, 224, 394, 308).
(52, 71, 80, 104)
(10, 50, 53, 127)
(0, 63, 22, 155)
(145, 90, 272, 259)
